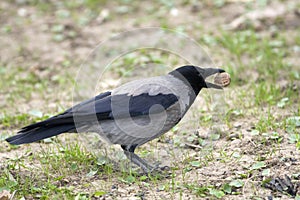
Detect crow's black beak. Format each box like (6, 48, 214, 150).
(201, 68, 225, 89)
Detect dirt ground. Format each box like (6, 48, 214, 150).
(0, 0, 300, 199)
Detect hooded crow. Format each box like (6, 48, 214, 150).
(6, 65, 227, 172)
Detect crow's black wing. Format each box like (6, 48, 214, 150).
(21, 91, 179, 128)
(71, 92, 179, 120)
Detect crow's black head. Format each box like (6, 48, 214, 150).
(169, 65, 225, 95)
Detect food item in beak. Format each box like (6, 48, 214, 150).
(214, 72, 231, 87)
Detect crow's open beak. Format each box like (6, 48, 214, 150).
(201, 68, 225, 89)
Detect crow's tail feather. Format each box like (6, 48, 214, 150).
(6, 124, 75, 145)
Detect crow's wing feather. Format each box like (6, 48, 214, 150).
(19, 91, 179, 129)
(71, 93, 179, 120)
(19, 91, 179, 131)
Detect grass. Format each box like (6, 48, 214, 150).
(1, 0, 300, 199)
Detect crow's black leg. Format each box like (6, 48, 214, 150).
(121, 145, 155, 173)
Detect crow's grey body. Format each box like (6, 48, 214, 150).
(90, 74, 192, 146)
(6, 65, 226, 173)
